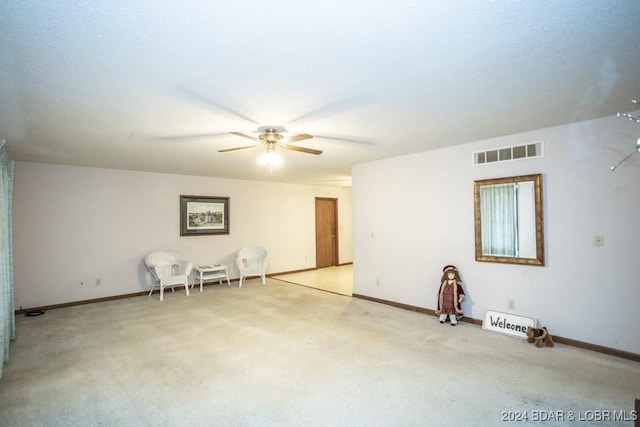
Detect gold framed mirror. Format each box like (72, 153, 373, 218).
(474, 174, 544, 266)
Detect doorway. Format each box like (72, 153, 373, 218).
(315, 197, 338, 268)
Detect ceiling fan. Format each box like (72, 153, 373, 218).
(218, 127, 323, 156)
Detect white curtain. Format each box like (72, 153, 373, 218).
(0, 140, 14, 379)
(480, 183, 517, 257)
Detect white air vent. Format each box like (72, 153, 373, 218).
(473, 141, 544, 166)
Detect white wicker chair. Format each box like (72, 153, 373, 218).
(236, 246, 269, 287)
(144, 250, 192, 301)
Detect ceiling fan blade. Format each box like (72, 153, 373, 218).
(154, 132, 229, 141)
(287, 96, 367, 125)
(230, 131, 261, 142)
(218, 145, 256, 153)
(283, 145, 323, 155)
(314, 134, 374, 145)
(283, 133, 314, 143)
(176, 88, 258, 124)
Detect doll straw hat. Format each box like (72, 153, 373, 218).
(442, 265, 457, 273)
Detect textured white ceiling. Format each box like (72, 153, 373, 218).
(1, 1, 639, 186)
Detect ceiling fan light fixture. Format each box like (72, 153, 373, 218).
(258, 151, 283, 167)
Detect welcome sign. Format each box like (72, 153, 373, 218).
(482, 310, 537, 338)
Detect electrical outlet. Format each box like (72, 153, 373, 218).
(508, 299, 515, 310)
(96, 278, 101, 286)
(376, 279, 380, 287)
(594, 235, 604, 247)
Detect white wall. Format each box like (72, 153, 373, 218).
(13, 163, 352, 308)
(353, 115, 640, 354)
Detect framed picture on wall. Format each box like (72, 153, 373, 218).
(180, 195, 230, 236)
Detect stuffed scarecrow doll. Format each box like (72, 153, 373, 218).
(435, 265, 465, 326)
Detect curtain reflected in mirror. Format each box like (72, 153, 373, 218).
(474, 174, 544, 266)
(479, 183, 517, 256)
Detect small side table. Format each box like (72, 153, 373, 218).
(191, 264, 231, 292)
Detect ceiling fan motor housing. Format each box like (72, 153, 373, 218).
(222, 128, 321, 155)
(259, 128, 283, 144)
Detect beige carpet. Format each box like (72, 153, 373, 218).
(1, 278, 639, 426)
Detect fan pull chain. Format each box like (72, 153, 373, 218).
(611, 139, 640, 171)
(612, 100, 640, 171)
(616, 100, 640, 123)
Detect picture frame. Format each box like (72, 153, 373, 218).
(180, 195, 230, 236)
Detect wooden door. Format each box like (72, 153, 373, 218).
(315, 197, 338, 268)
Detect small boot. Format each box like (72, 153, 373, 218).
(542, 327, 554, 347)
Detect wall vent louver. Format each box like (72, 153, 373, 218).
(473, 141, 544, 166)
